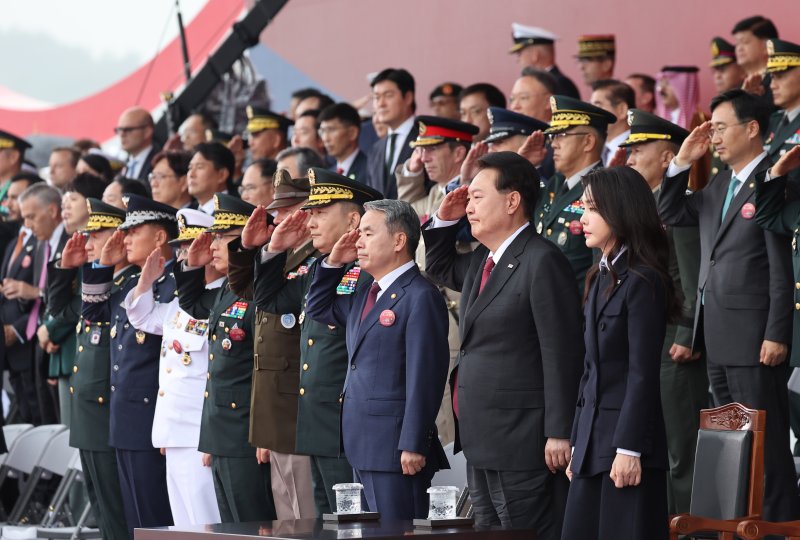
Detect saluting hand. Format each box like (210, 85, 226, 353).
(460, 141, 488, 183)
(407, 147, 424, 174)
(186, 233, 213, 268)
(436, 185, 469, 222)
(267, 210, 309, 253)
(607, 147, 628, 168)
(771, 145, 800, 178)
(136, 249, 165, 292)
(99, 230, 126, 267)
(517, 131, 547, 167)
(742, 73, 765, 96)
(674, 121, 712, 168)
(242, 206, 274, 249)
(60, 232, 89, 269)
(327, 229, 359, 267)
(610, 453, 642, 488)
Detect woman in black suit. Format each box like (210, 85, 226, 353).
(562, 167, 678, 540)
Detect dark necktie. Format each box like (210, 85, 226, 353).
(478, 256, 495, 294)
(360, 282, 381, 321)
(385, 133, 398, 177)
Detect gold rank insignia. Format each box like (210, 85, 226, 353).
(418, 121, 427, 136)
(182, 353, 192, 366)
(135, 330, 146, 345)
(767, 40, 775, 55)
(110, 324, 117, 338)
(711, 41, 719, 57)
(307, 168, 316, 185)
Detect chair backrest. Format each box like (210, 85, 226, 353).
(689, 403, 765, 520)
(3, 425, 67, 475)
(2, 424, 33, 454)
(36, 429, 76, 476)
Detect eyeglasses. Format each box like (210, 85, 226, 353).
(707, 121, 751, 139)
(210, 233, 239, 243)
(238, 183, 261, 195)
(147, 172, 176, 183)
(508, 92, 548, 105)
(460, 106, 486, 117)
(114, 125, 148, 135)
(546, 132, 590, 144)
(318, 126, 345, 136)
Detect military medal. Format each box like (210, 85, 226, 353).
(135, 330, 146, 345)
(536, 222, 543, 234)
(281, 313, 296, 329)
(90, 328, 101, 345)
(557, 231, 568, 246)
(172, 340, 183, 354)
(222, 338, 232, 350)
(222, 301, 248, 319)
(181, 352, 192, 366)
(298, 311, 305, 324)
(740, 203, 755, 220)
(569, 220, 583, 235)
(110, 324, 117, 338)
(229, 323, 246, 342)
(379, 309, 396, 327)
(336, 266, 361, 295)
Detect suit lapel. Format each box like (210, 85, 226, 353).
(713, 157, 770, 246)
(594, 257, 629, 322)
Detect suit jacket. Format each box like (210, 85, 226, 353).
(305, 263, 449, 473)
(366, 123, 419, 199)
(570, 259, 669, 477)
(0, 228, 36, 371)
(228, 238, 319, 452)
(335, 150, 369, 186)
(423, 223, 584, 470)
(548, 65, 580, 100)
(131, 146, 160, 182)
(658, 156, 793, 365)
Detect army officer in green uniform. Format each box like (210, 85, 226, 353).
(249, 168, 382, 516)
(764, 39, 800, 199)
(177, 193, 276, 523)
(533, 95, 615, 291)
(51, 199, 133, 540)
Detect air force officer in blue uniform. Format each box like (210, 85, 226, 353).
(305, 199, 450, 519)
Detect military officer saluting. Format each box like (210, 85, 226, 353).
(763, 39, 800, 196)
(533, 95, 616, 290)
(229, 169, 318, 520)
(178, 193, 276, 523)
(80, 194, 178, 534)
(250, 168, 382, 516)
(53, 199, 132, 540)
(123, 208, 222, 526)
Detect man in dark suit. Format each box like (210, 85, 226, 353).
(117, 107, 160, 185)
(366, 68, 419, 199)
(306, 199, 450, 519)
(509, 23, 580, 99)
(424, 152, 584, 540)
(1, 174, 42, 423)
(319, 103, 369, 184)
(658, 89, 799, 522)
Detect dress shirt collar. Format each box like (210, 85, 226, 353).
(375, 260, 416, 300)
(490, 222, 530, 263)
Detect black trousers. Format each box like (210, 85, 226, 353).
(8, 367, 40, 424)
(115, 448, 173, 536)
(562, 468, 668, 540)
(211, 455, 276, 523)
(707, 359, 800, 522)
(467, 465, 567, 540)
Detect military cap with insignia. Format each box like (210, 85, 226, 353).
(484, 107, 550, 144)
(205, 128, 235, 145)
(82, 198, 126, 233)
(575, 35, 615, 59)
(207, 192, 256, 232)
(429, 83, 463, 101)
(0, 130, 31, 153)
(302, 168, 383, 209)
(170, 208, 214, 245)
(266, 169, 311, 211)
(619, 109, 689, 148)
(410, 116, 479, 148)
(709, 37, 737, 68)
(245, 106, 293, 135)
(118, 194, 178, 231)
(545, 95, 617, 135)
(509, 23, 558, 53)
(766, 39, 800, 73)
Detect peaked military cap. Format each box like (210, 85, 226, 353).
(619, 109, 689, 148)
(266, 168, 311, 211)
(118, 194, 178, 231)
(205, 129, 234, 145)
(709, 37, 737, 68)
(207, 192, 256, 232)
(410, 116, 479, 147)
(245, 106, 293, 134)
(170, 208, 214, 245)
(82, 198, 126, 233)
(766, 39, 800, 73)
(545, 95, 617, 135)
(429, 83, 463, 101)
(302, 168, 383, 209)
(509, 23, 558, 53)
(484, 107, 550, 144)
(0, 130, 31, 153)
(576, 35, 615, 59)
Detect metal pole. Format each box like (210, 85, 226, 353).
(176, 0, 192, 82)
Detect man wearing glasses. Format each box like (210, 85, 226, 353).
(116, 107, 159, 183)
(318, 103, 368, 184)
(533, 95, 615, 292)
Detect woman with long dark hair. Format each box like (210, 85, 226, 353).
(562, 166, 678, 540)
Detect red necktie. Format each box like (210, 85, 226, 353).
(336, 167, 345, 175)
(360, 282, 381, 321)
(454, 255, 496, 418)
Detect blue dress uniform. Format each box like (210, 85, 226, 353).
(176, 193, 276, 523)
(485, 107, 554, 181)
(82, 195, 178, 534)
(253, 168, 382, 516)
(48, 199, 133, 540)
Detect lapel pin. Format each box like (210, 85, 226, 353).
(749, 182, 755, 188)
(507, 264, 514, 269)
(390, 293, 397, 299)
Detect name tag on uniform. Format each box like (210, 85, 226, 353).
(221, 301, 248, 319)
(90, 328, 101, 345)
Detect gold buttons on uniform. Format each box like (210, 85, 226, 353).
(796, 283, 800, 290)
(231, 402, 237, 409)
(69, 386, 74, 394)
(212, 335, 217, 341)
(166, 367, 172, 374)
(209, 354, 214, 361)
(204, 391, 209, 398)
(78, 346, 84, 352)
(207, 372, 211, 380)
(97, 397, 104, 404)
(299, 388, 305, 396)
(303, 363, 309, 371)
(85, 326, 90, 333)
(796, 303, 800, 311)
(159, 390, 165, 397)
(73, 366, 78, 373)
(307, 339, 314, 346)
(546, 228, 552, 236)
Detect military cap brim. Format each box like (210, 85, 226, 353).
(118, 194, 178, 231)
(81, 198, 126, 233)
(301, 168, 383, 210)
(206, 192, 256, 233)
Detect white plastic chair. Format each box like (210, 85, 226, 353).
(0, 426, 34, 467)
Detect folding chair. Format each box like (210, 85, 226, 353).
(0, 427, 33, 468)
(37, 456, 100, 540)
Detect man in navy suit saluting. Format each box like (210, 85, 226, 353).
(305, 199, 450, 519)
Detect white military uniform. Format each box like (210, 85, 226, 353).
(123, 278, 224, 526)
